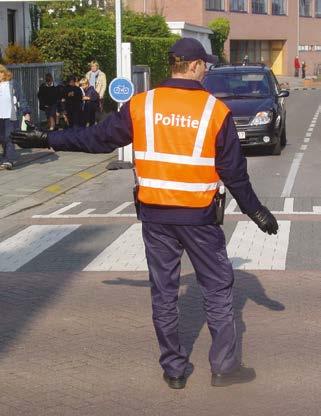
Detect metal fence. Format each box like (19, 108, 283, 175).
(6, 62, 150, 125)
(7, 62, 64, 124)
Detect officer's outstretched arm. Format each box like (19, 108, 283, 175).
(11, 128, 49, 149)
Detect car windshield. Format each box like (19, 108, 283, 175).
(203, 72, 271, 98)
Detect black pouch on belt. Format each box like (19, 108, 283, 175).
(133, 185, 141, 219)
(215, 185, 226, 225)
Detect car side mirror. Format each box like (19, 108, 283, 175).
(278, 90, 289, 98)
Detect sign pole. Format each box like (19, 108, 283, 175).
(115, 0, 122, 78)
(115, 0, 123, 161)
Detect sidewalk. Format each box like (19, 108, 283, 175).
(277, 75, 321, 90)
(0, 148, 116, 218)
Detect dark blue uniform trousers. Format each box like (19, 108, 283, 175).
(142, 222, 239, 377)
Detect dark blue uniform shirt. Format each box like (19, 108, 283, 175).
(48, 78, 261, 225)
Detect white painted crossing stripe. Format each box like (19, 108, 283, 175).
(84, 224, 147, 271)
(281, 153, 304, 197)
(47, 202, 82, 217)
(283, 198, 294, 213)
(304, 138, 310, 143)
(225, 198, 238, 214)
(227, 221, 291, 270)
(300, 144, 308, 151)
(0, 225, 80, 272)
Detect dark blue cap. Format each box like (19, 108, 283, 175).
(169, 37, 218, 64)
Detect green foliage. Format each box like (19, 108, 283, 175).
(3, 44, 43, 64)
(122, 11, 171, 37)
(41, 7, 114, 31)
(35, 29, 178, 87)
(39, 6, 171, 38)
(208, 17, 230, 60)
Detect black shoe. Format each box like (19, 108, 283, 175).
(211, 365, 256, 387)
(163, 372, 187, 389)
(0, 162, 13, 170)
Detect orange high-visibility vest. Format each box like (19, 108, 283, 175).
(130, 87, 230, 208)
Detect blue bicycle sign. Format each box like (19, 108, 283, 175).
(108, 77, 135, 103)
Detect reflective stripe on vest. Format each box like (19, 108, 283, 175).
(130, 87, 229, 207)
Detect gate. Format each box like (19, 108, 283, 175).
(6, 62, 64, 124)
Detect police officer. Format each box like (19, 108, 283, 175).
(11, 38, 278, 390)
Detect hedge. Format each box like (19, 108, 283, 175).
(35, 29, 179, 87)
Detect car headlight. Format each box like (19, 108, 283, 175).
(250, 111, 273, 126)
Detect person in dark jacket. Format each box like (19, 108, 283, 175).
(0, 64, 31, 170)
(64, 75, 82, 128)
(79, 78, 99, 126)
(37, 73, 58, 130)
(11, 38, 278, 390)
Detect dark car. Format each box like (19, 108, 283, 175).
(203, 64, 289, 155)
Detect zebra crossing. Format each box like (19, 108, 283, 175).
(2, 195, 315, 271)
(0, 220, 293, 272)
(0, 198, 320, 273)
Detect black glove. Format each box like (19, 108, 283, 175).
(248, 206, 278, 235)
(11, 128, 49, 149)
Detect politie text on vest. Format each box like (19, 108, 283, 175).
(155, 112, 200, 129)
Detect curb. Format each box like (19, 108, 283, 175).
(0, 153, 116, 219)
(289, 87, 321, 91)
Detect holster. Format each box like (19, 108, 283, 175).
(133, 185, 141, 219)
(215, 189, 226, 225)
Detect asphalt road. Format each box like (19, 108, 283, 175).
(0, 90, 321, 415)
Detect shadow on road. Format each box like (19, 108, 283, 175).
(103, 268, 285, 364)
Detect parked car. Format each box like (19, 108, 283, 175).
(203, 64, 289, 155)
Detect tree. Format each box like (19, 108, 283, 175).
(208, 17, 230, 61)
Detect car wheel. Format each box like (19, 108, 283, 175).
(271, 136, 281, 155)
(280, 125, 287, 147)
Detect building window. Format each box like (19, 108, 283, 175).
(230, 0, 248, 12)
(272, 0, 286, 15)
(299, 0, 311, 16)
(206, 0, 224, 11)
(315, 0, 321, 17)
(252, 0, 267, 14)
(7, 9, 16, 44)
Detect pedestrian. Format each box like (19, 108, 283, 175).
(79, 78, 100, 126)
(37, 73, 58, 130)
(0, 64, 31, 170)
(64, 75, 82, 128)
(294, 55, 300, 77)
(242, 54, 249, 66)
(55, 80, 69, 128)
(11, 38, 278, 389)
(301, 61, 306, 79)
(85, 60, 107, 112)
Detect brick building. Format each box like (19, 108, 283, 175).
(126, 0, 321, 76)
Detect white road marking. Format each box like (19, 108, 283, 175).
(300, 145, 308, 151)
(0, 225, 80, 272)
(283, 198, 294, 213)
(304, 138, 310, 143)
(31, 200, 321, 219)
(227, 221, 291, 270)
(281, 153, 304, 197)
(33, 201, 136, 219)
(225, 199, 238, 214)
(33, 202, 82, 218)
(105, 201, 133, 216)
(84, 223, 147, 271)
